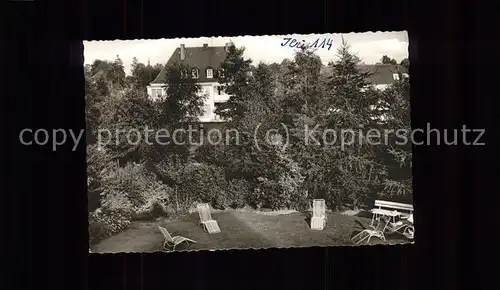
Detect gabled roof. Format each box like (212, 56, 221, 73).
(151, 44, 228, 84)
(321, 64, 408, 85)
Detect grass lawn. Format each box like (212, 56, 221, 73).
(91, 210, 411, 253)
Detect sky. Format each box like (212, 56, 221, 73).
(84, 31, 408, 75)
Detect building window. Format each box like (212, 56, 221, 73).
(392, 73, 400, 81)
(216, 86, 225, 95)
(206, 68, 213, 79)
(192, 68, 199, 79)
(218, 69, 225, 78)
(151, 88, 162, 98)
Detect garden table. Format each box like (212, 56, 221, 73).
(370, 208, 401, 227)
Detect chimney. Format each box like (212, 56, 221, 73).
(203, 43, 208, 48)
(180, 44, 185, 60)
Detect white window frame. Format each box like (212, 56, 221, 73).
(192, 68, 199, 79)
(151, 88, 162, 98)
(206, 68, 213, 79)
(216, 86, 225, 95)
(393, 73, 400, 81)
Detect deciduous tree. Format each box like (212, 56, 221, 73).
(381, 55, 398, 65)
(214, 43, 252, 121)
(400, 58, 409, 70)
(377, 76, 412, 198)
(129, 57, 164, 90)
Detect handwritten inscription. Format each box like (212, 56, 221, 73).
(281, 38, 333, 50)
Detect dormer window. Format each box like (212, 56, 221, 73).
(206, 68, 214, 79)
(192, 68, 199, 79)
(392, 73, 400, 81)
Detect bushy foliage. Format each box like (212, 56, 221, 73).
(214, 43, 253, 120)
(97, 86, 161, 162)
(86, 144, 114, 212)
(207, 53, 309, 210)
(248, 148, 307, 210)
(225, 179, 251, 209)
(161, 62, 205, 125)
(99, 162, 171, 214)
(147, 161, 254, 211)
(88, 208, 132, 245)
(129, 57, 163, 91)
(377, 76, 412, 197)
(175, 163, 228, 210)
(275, 43, 392, 209)
(89, 56, 126, 89)
(86, 45, 413, 244)
(85, 73, 109, 144)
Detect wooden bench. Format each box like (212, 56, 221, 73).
(370, 200, 414, 226)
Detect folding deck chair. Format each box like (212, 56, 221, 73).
(351, 217, 390, 244)
(403, 225, 414, 239)
(385, 221, 407, 234)
(196, 203, 221, 234)
(310, 199, 327, 230)
(158, 226, 196, 251)
(386, 213, 414, 236)
(403, 213, 414, 224)
(401, 214, 414, 239)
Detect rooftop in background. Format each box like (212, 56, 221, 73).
(321, 64, 408, 85)
(151, 43, 408, 86)
(151, 43, 229, 84)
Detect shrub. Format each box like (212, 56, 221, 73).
(245, 147, 307, 210)
(93, 163, 177, 219)
(225, 179, 251, 209)
(99, 162, 173, 218)
(176, 163, 228, 210)
(88, 208, 132, 245)
(154, 161, 255, 211)
(86, 144, 114, 212)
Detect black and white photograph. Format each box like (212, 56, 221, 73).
(85, 32, 413, 253)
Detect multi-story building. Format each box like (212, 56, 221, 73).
(148, 43, 408, 124)
(147, 43, 231, 123)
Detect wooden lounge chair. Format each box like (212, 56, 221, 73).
(402, 213, 414, 224)
(401, 214, 414, 239)
(351, 217, 390, 245)
(310, 199, 327, 230)
(386, 220, 407, 234)
(387, 213, 414, 234)
(158, 226, 196, 251)
(196, 203, 221, 234)
(403, 225, 414, 239)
